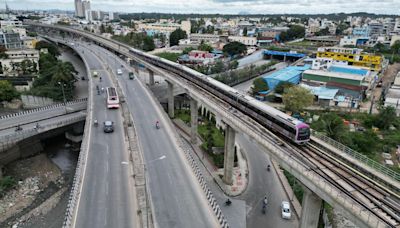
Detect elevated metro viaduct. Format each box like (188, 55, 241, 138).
(28, 23, 400, 228)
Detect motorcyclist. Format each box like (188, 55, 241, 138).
(101, 87, 104, 93)
(155, 120, 160, 129)
(94, 119, 98, 126)
(263, 197, 268, 206)
(15, 125, 22, 131)
(99, 76, 102, 82)
(267, 164, 271, 171)
(225, 198, 232, 206)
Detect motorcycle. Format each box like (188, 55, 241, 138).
(262, 197, 268, 214)
(94, 119, 98, 127)
(15, 125, 22, 132)
(225, 199, 232, 206)
(155, 122, 160, 129)
(267, 165, 270, 172)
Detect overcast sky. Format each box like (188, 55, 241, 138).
(4, 0, 400, 15)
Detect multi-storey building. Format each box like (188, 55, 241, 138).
(317, 47, 382, 71)
(0, 32, 23, 49)
(138, 21, 191, 36)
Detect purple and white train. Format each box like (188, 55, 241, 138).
(129, 48, 311, 145)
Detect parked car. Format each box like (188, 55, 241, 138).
(281, 201, 291, 219)
(103, 121, 114, 133)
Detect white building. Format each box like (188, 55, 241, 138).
(228, 36, 257, 46)
(0, 49, 40, 76)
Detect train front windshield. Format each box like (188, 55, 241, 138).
(297, 127, 310, 141)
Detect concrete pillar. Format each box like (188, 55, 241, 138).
(190, 98, 198, 144)
(223, 124, 236, 185)
(0, 165, 3, 179)
(300, 188, 322, 228)
(167, 81, 174, 118)
(284, 55, 287, 62)
(149, 70, 155, 86)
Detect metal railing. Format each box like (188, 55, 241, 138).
(312, 131, 400, 182)
(29, 23, 390, 227)
(0, 115, 86, 151)
(0, 98, 87, 120)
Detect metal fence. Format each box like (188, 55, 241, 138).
(312, 131, 400, 182)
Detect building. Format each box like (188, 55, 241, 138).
(228, 36, 257, 46)
(339, 36, 369, 47)
(352, 26, 370, 37)
(368, 22, 384, 37)
(305, 36, 339, 46)
(74, 0, 84, 17)
(75, 0, 90, 18)
(178, 50, 222, 65)
(190, 34, 220, 44)
(302, 64, 374, 100)
(261, 67, 304, 93)
(22, 37, 37, 49)
(0, 20, 23, 30)
(316, 47, 382, 71)
(0, 49, 40, 76)
(138, 21, 191, 36)
(0, 32, 23, 49)
(384, 72, 400, 115)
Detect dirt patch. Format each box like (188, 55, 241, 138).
(0, 154, 63, 226)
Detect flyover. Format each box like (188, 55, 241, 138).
(29, 22, 400, 228)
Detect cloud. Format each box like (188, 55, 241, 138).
(4, 0, 400, 14)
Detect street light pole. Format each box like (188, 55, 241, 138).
(58, 82, 67, 113)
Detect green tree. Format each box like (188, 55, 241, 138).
(375, 106, 397, 130)
(315, 27, 330, 36)
(198, 43, 213, 52)
(280, 25, 305, 42)
(228, 60, 239, 70)
(251, 78, 269, 95)
(223, 41, 247, 57)
(142, 36, 155, 51)
(211, 60, 224, 74)
(183, 47, 195, 54)
(275, 81, 294, 94)
(0, 80, 19, 101)
(391, 40, 400, 54)
(169, 28, 187, 46)
(282, 86, 314, 112)
(106, 25, 113, 34)
(35, 41, 60, 56)
(51, 62, 77, 84)
(100, 24, 106, 33)
(318, 113, 345, 140)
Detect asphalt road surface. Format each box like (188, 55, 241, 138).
(85, 43, 220, 227)
(72, 43, 137, 228)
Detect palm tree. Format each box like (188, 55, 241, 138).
(51, 62, 77, 84)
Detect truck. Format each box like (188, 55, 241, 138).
(128, 72, 135, 80)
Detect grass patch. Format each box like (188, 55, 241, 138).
(174, 109, 191, 124)
(198, 120, 225, 168)
(155, 52, 182, 62)
(0, 176, 17, 197)
(283, 169, 304, 204)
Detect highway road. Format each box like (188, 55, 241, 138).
(236, 133, 299, 228)
(0, 110, 86, 138)
(81, 42, 220, 227)
(72, 43, 137, 228)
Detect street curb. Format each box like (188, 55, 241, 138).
(271, 160, 302, 220)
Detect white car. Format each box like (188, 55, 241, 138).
(281, 201, 291, 219)
(117, 69, 123, 75)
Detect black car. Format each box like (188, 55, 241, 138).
(103, 121, 114, 133)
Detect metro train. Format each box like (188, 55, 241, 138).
(128, 48, 310, 145)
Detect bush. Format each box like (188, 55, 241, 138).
(0, 176, 17, 196)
